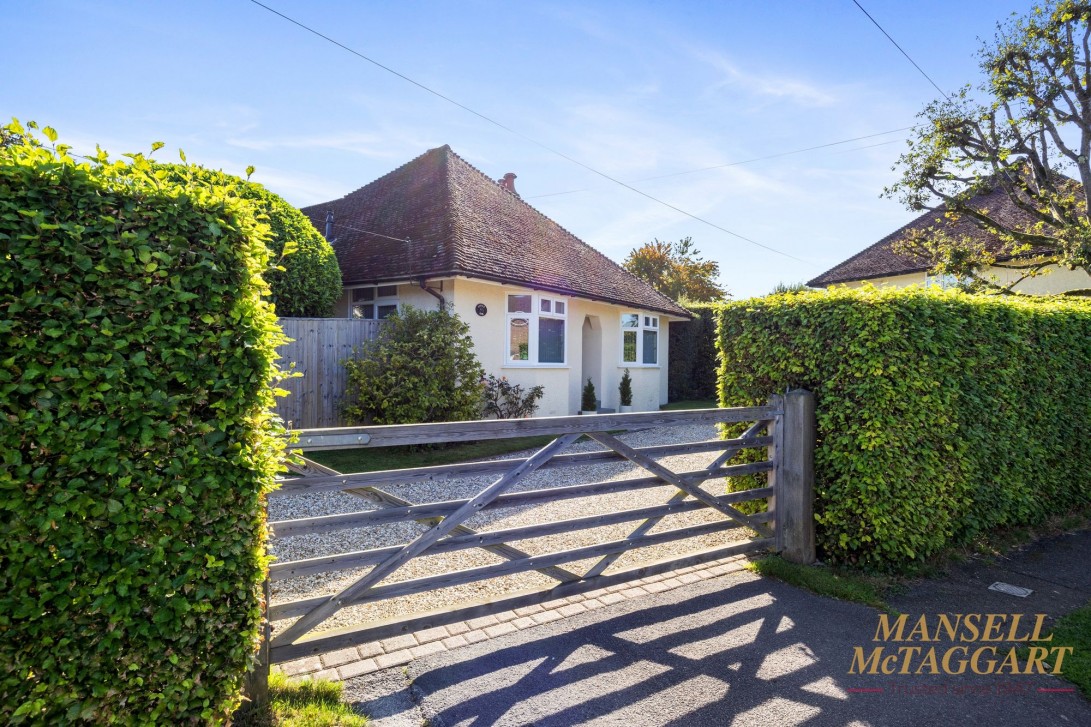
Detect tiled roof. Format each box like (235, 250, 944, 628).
(807, 186, 1049, 287)
(300, 146, 690, 318)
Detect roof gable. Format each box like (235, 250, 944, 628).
(807, 186, 1049, 287)
(301, 146, 689, 317)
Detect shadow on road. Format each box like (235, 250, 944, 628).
(399, 573, 1089, 727)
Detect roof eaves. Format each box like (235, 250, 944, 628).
(442, 270, 693, 317)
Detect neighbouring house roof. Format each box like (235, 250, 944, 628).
(300, 145, 690, 318)
(807, 185, 1051, 287)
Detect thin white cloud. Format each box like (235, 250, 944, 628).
(694, 49, 838, 107)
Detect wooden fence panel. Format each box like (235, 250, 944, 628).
(274, 318, 381, 429)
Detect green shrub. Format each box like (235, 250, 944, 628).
(718, 285, 1091, 571)
(581, 378, 597, 412)
(342, 307, 484, 424)
(619, 369, 633, 407)
(0, 121, 287, 723)
(668, 302, 718, 402)
(152, 164, 342, 317)
(481, 374, 544, 419)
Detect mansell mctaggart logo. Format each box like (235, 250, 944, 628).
(849, 614, 1073, 676)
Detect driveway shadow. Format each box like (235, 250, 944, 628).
(397, 572, 1090, 727)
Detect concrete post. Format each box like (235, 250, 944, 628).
(776, 389, 815, 564)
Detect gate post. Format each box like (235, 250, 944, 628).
(775, 389, 815, 564)
(240, 578, 271, 713)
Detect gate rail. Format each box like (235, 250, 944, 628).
(264, 392, 814, 665)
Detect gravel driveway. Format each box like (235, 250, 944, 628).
(268, 424, 757, 636)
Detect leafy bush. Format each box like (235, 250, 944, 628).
(0, 121, 287, 723)
(153, 164, 342, 317)
(718, 285, 1091, 571)
(619, 369, 633, 407)
(581, 378, 598, 412)
(481, 375, 544, 419)
(342, 307, 484, 424)
(667, 302, 718, 402)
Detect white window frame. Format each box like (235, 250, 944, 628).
(349, 284, 400, 320)
(505, 292, 567, 367)
(620, 312, 659, 367)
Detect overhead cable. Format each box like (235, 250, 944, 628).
(529, 127, 911, 199)
(851, 0, 949, 99)
(246, 0, 812, 264)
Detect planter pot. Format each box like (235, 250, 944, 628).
(580, 410, 597, 416)
(619, 405, 633, 413)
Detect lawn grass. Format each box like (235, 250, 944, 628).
(746, 555, 895, 612)
(306, 434, 559, 474)
(1046, 602, 1091, 698)
(660, 399, 718, 411)
(234, 672, 368, 726)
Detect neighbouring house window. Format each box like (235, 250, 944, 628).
(507, 293, 566, 365)
(350, 284, 399, 319)
(925, 273, 960, 290)
(621, 313, 658, 365)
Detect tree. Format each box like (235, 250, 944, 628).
(885, 1, 1091, 295)
(623, 237, 729, 302)
(342, 307, 485, 425)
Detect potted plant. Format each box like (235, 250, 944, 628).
(618, 369, 633, 413)
(580, 377, 597, 415)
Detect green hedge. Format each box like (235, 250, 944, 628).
(667, 303, 718, 402)
(154, 164, 342, 318)
(718, 286, 1091, 570)
(0, 123, 287, 723)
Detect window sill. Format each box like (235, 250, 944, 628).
(619, 363, 660, 369)
(502, 364, 570, 370)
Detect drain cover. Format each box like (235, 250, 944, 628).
(988, 582, 1033, 598)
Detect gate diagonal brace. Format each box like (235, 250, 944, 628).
(272, 433, 581, 648)
(290, 457, 581, 585)
(582, 419, 770, 579)
(587, 431, 774, 540)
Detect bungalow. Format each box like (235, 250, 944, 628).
(807, 185, 1091, 294)
(300, 146, 690, 417)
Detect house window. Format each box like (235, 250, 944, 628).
(350, 285, 399, 319)
(507, 293, 566, 365)
(621, 313, 658, 366)
(925, 273, 961, 290)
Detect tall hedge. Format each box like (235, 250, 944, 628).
(154, 164, 342, 318)
(0, 123, 286, 723)
(718, 286, 1091, 570)
(667, 303, 718, 402)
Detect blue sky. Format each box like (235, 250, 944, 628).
(4, 0, 1039, 298)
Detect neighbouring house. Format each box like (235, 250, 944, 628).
(300, 145, 691, 417)
(808, 185, 1091, 294)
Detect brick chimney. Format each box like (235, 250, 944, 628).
(497, 172, 518, 195)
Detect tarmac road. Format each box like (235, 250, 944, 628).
(346, 530, 1091, 726)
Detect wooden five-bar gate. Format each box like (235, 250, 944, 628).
(261, 391, 815, 671)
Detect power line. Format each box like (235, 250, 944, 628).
(851, 0, 949, 99)
(246, 0, 811, 264)
(529, 127, 911, 199)
(326, 221, 411, 245)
